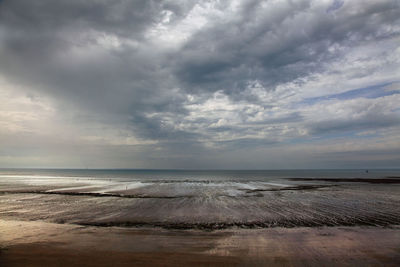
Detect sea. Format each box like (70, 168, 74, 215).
(1, 168, 399, 181)
(1, 168, 399, 191)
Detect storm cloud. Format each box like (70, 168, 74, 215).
(0, 0, 399, 168)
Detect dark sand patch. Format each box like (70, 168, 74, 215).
(288, 178, 400, 184)
(0, 190, 185, 199)
(241, 184, 332, 193)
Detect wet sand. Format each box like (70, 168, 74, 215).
(1, 183, 400, 229)
(1, 219, 400, 266)
(1, 175, 400, 265)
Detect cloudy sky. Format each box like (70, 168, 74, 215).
(0, 0, 399, 169)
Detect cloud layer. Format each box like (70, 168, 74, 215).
(0, 0, 399, 168)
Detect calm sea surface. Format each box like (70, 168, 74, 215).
(0, 168, 399, 182)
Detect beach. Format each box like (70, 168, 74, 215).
(1, 220, 400, 266)
(2, 0, 400, 265)
(1, 169, 400, 266)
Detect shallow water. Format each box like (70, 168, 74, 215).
(0, 169, 399, 229)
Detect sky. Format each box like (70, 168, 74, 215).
(0, 0, 399, 169)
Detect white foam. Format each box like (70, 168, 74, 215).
(46, 185, 102, 192)
(0, 174, 119, 190)
(92, 182, 150, 193)
(261, 182, 290, 187)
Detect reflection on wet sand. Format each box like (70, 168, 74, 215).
(1, 220, 400, 266)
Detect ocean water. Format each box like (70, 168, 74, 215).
(1, 168, 399, 180)
(1, 168, 399, 193)
(0, 168, 398, 191)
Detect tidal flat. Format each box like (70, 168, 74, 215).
(0, 170, 400, 266)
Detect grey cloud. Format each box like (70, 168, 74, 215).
(0, 0, 399, 168)
(308, 114, 400, 135)
(0, 0, 172, 36)
(245, 113, 303, 125)
(128, 113, 201, 141)
(174, 0, 400, 96)
(326, 0, 344, 13)
(0, 1, 187, 143)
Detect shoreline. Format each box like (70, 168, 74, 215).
(1, 219, 400, 266)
